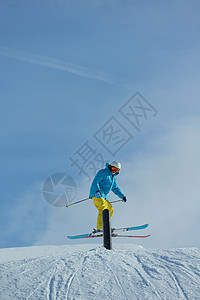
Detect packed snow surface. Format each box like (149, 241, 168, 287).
(0, 243, 200, 299)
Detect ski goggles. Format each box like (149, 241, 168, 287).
(111, 166, 120, 173)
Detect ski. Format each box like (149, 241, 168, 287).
(112, 234, 151, 238)
(111, 223, 149, 234)
(67, 233, 103, 239)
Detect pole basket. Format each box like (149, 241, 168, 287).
(103, 209, 112, 250)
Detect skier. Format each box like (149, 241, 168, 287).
(89, 161, 127, 232)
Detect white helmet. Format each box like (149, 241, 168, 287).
(110, 161, 121, 170)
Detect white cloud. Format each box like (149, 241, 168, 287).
(118, 116, 200, 248)
(0, 45, 133, 88)
(0, 182, 48, 248)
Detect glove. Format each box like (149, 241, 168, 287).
(122, 196, 127, 203)
(95, 191, 101, 199)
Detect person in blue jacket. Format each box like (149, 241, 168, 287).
(89, 161, 127, 231)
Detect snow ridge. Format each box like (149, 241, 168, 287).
(0, 244, 200, 299)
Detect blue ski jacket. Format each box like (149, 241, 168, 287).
(89, 163, 125, 200)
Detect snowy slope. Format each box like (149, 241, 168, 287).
(0, 244, 200, 300)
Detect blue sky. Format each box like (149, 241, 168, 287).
(1, 0, 200, 249)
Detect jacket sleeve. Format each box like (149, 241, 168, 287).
(111, 177, 125, 199)
(89, 170, 103, 198)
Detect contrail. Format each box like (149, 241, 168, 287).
(0, 45, 122, 85)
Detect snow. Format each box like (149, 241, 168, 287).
(0, 243, 200, 300)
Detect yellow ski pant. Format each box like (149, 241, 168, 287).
(92, 197, 114, 230)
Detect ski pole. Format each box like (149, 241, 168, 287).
(66, 198, 123, 208)
(66, 197, 91, 208)
(110, 199, 123, 204)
